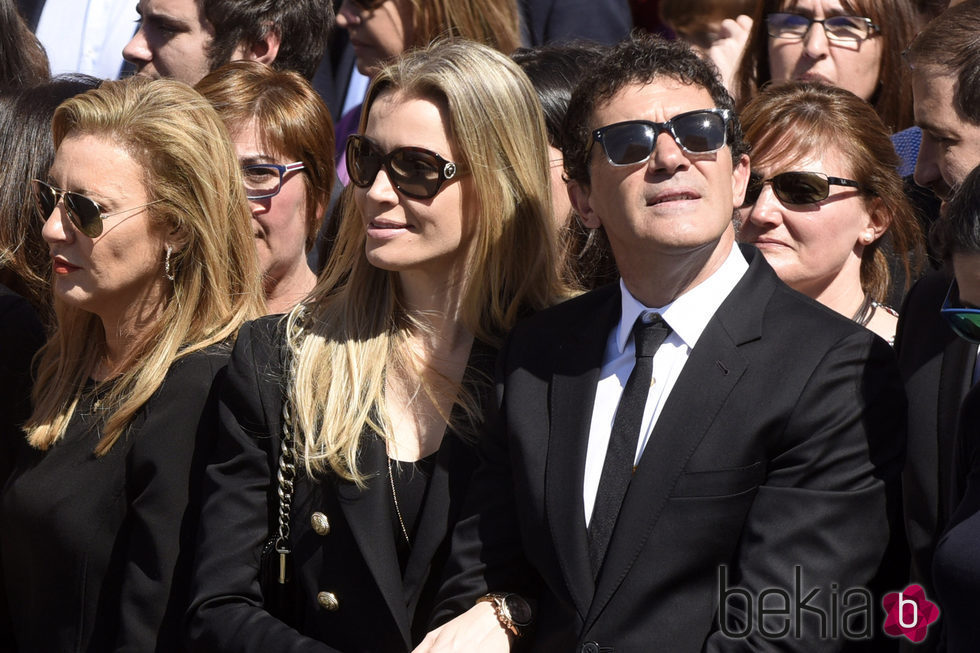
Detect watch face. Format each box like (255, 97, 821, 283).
(504, 595, 532, 626)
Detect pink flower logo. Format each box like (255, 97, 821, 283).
(882, 584, 940, 642)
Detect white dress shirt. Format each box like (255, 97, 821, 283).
(36, 0, 138, 79)
(583, 244, 749, 525)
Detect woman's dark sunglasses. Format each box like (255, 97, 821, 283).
(941, 280, 980, 344)
(742, 171, 863, 207)
(32, 179, 161, 238)
(346, 134, 463, 200)
(587, 108, 733, 166)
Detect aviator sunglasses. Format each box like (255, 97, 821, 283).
(345, 134, 464, 200)
(32, 179, 162, 238)
(941, 280, 980, 344)
(742, 171, 863, 207)
(587, 108, 733, 166)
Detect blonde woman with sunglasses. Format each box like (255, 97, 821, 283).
(186, 40, 567, 651)
(736, 81, 923, 343)
(0, 78, 264, 651)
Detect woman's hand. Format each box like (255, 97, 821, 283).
(705, 14, 754, 99)
(413, 602, 512, 653)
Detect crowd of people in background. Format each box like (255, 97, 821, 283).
(2, 0, 980, 651)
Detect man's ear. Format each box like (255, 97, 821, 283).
(235, 25, 281, 67)
(731, 153, 751, 208)
(569, 179, 602, 229)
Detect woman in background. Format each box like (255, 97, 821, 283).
(737, 81, 923, 343)
(197, 61, 335, 313)
(0, 77, 264, 651)
(187, 40, 565, 652)
(734, 0, 917, 132)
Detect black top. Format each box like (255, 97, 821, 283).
(0, 346, 228, 652)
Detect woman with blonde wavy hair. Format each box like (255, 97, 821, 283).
(0, 77, 264, 651)
(187, 40, 566, 651)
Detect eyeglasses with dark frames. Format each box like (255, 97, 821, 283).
(32, 179, 163, 238)
(766, 12, 880, 43)
(586, 108, 733, 167)
(345, 134, 464, 200)
(242, 162, 305, 200)
(742, 171, 864, 207)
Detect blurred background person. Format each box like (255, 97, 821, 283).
(737, 81, 923, 344)
(333, 0, 522, 185)
(513, 42, 617, 291)
(927, 162, 980, 652)
(187, 40, 566, 652)
(659, 0, 754, 94)
(734, 0, 918, 134)
(197, 61, 336, 314)
(0, 77, 264, 651)
(123, 0, 334, 85)
(897, 5, 980, 650)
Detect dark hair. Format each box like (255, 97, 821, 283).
(0, 0, 48, 88)
(740, 81, 924, 302)
(905, 0, 980, 125)
(196, 61, 335, 251)
(936, 164, 980, 260)
(512, 42, 616, 291)
(0, 75, 101, 315)
(735, 0, 917, 132)
(562, 32, 747, 185)
(512, 42, 606, 149)
(202, 0, 334, 80)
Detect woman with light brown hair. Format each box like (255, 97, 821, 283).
(0, 77, 264, 651)
(737, 81, 924, 342)
(187, 40, 566, 651)
(197, 61, 336, 313)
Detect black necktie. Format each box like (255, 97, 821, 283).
(588, 313, 671, 578)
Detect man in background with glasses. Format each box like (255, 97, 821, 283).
(419, 33, 905, 653)
(895, 6, 980, 650)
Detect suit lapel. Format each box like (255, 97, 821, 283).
(335, 434, 412, 647)
(546, 285, 620, 619)
(585, 246, 768, 627)
(937, 334, 975, 521)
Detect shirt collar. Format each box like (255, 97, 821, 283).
(616, 243, 749, 353)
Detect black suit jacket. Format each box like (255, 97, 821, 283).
(433, 246, 906, 652)
(0, 346, 226, 652)
(895, 272, 975, 591)
(186, 316, 495, 652)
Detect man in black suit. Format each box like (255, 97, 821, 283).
(896, 7, 980, 650)
(419, 34, 905, 652)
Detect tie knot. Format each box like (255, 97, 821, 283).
(633, 313, 670, 358)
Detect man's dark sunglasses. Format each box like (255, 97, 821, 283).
(587, 108, 733, 166)
(346, 134, 464, 200)
(742, 171, 863, 207)
(32, 179, 162, 238)
(942, 280, 980, 344)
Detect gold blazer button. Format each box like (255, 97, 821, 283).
(311, 512, 331, 535)
(317, 591, 340, 611)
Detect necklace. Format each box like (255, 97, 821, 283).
(387, 458, 411, 547)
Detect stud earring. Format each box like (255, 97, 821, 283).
(164, 244, 175, 281)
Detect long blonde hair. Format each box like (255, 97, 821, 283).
(287, 40, 566, 482)
(26, 78, 265, 454)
